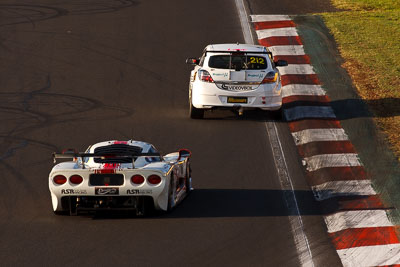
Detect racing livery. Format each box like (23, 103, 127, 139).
(49, 140, 192, 215)
(186, 43, 287, 118)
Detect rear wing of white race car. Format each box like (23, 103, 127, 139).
(53, 149, 161, 169)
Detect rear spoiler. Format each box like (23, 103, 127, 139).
(205, 50, 273, 58)
(53, 151, 161, 168)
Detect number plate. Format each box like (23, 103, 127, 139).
(95, 187, 119, 195)
(227, 97, 248, 104)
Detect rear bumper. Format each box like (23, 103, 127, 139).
(60, 195, 153, 214)
(191, 81, 282, 110)
(50, 183, 169, 212)
(193, 94, 282, 110)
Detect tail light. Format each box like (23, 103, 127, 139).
(53, 175, 67, 185)
(147, 175, 162, 185)
(70, 175, 83, 185)
(131, 174, 145, 185)
(262, 71, 278, 83)
(198, 70, 214, 83)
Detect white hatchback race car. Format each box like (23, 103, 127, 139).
(49, 140, 192, 216)
(186, 43, 287, 119)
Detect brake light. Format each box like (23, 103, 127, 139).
(54, 175, 67, 185)
(70, 175, 83, 185)
(262, 71, 278, 83)
(198, 70, 214, 83)
(131, 174, 145, 185)
(147, 175, 162, 185)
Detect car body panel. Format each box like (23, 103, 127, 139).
(188, 43, 284, 112)
(48, 140, 192, 215)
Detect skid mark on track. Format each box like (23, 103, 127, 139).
(0, 1, 137, 28)
(0, 4, 66, 27)
(0, 75, 133, 162)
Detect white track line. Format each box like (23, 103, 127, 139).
(268, 45, 305, 55)
(234, 3, 314, 266)
(282, 84, 326, 98)
(284, 106, 336, 121)
(291, 128, 349, 146)
(250, 14, 291, 22)
(304, 153, 362, 172)
(325, 210, 393, 233)
(235, 0, 254, 44)
(279, 64, 315, 75)
(255, 28, 298, 39)
(265, 118, 315, 267)
(312, 180, 376, 201)
(337, 244, 400, 267)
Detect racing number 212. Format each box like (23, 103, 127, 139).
(249, 57, 264, 64)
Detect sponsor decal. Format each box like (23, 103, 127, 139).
(247, 73, 264, 79)
(221, 84, 253, 91)
(95, 187, 119, 195)
(212, 72, 228, 78)
(61, 189, 87, 194)
(127, 189, 153, 195)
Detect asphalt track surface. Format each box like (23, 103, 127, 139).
(0, 0, 341, 266)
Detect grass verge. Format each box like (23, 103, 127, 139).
(320, 0, 400, 160)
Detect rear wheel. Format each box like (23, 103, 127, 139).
(189, 101, 204, 119)
(68, 197, 78, 215)
(271, 108, 283, 121)
(53, 210, 68, 215)
(53, 197, 72, 215)
(167, 173, 176, 211)
(136, 196, 155, 217)
(185, 161, 192, 195)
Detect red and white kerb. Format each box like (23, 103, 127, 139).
(251, 14, 400, 266)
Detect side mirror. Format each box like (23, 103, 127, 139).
(186, 58, 199, 65)
(178, 149, 191, 161)
(274, 60, 288, 67)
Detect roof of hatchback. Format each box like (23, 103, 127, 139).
(206, 43, 268, 52)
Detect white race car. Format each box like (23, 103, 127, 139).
(49, 140, 192, 216)
(186, 43, 287, 119)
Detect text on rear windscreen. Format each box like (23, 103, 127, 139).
(208, 55, 267, 70)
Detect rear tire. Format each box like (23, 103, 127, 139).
(167, 173, 176, 211)
(271, 108, 283, 121)
(137, 197, 155, 217)
(53, 197, 71, 215)
(185, 161, 192, 196)
(189, 101, 204, 119)
(53, 210, 68, 215)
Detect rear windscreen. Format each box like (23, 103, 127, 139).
(208, 55, 268, 70)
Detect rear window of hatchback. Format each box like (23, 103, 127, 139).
(208, 55, 268, 70)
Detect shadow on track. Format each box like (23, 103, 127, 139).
(282, 97, 400, 120)
(331, 97, 400, 120)
(88, 189, 321, 220)
(200, 109, 283, 122)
